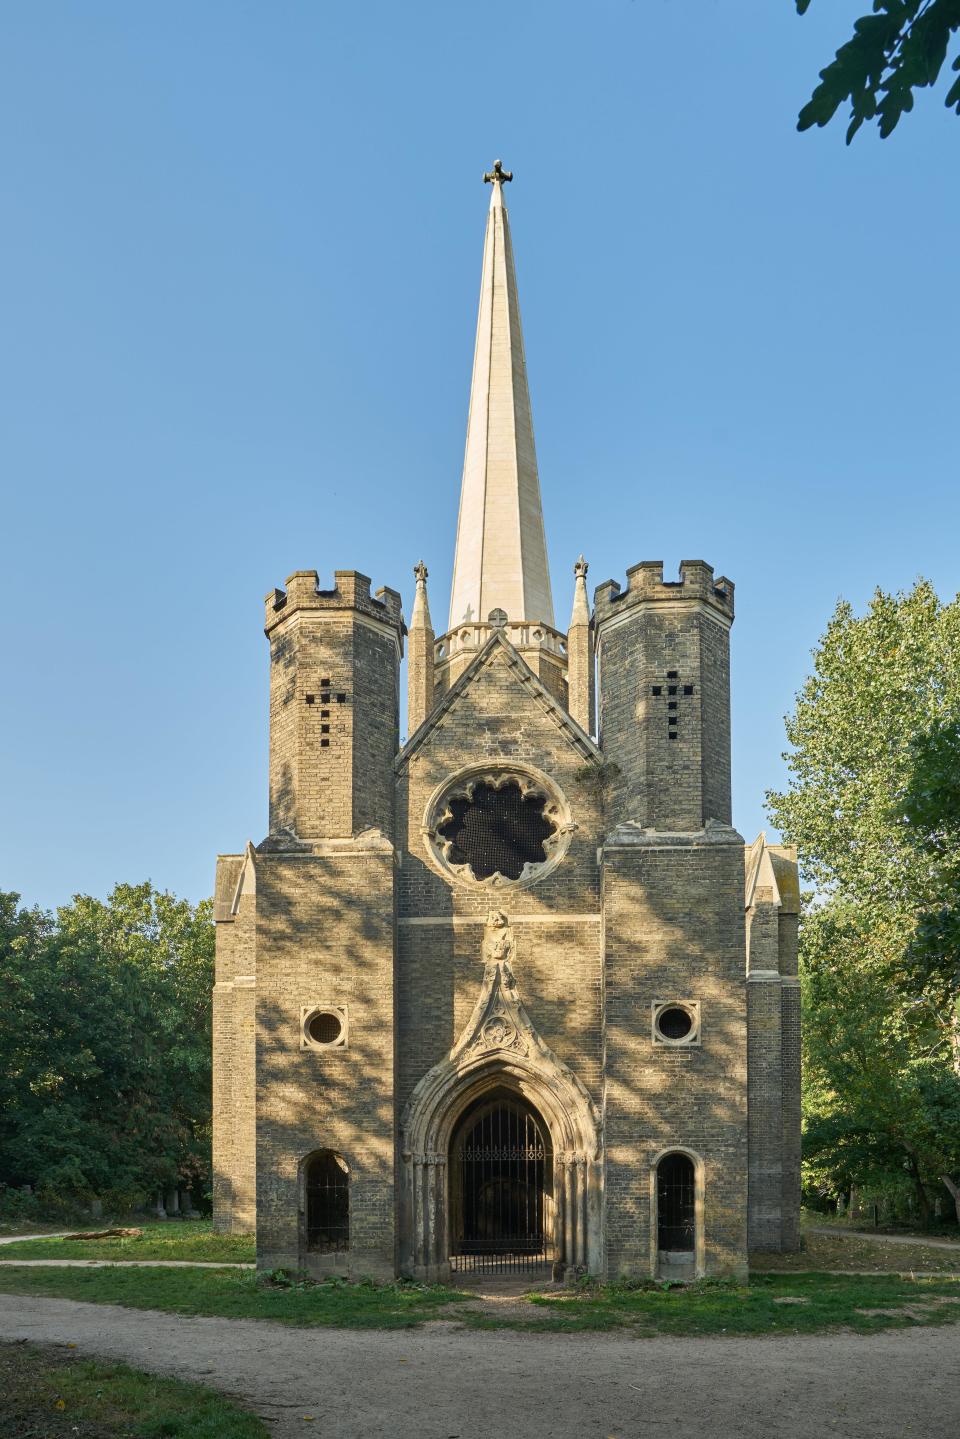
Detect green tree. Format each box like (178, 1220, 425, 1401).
(800, 900, 960, 1221)
(796, 1, 960, 141)
(768, 581, 960, 1221)
(0, 883, 214, 1209)
(768, 580, 960, 912)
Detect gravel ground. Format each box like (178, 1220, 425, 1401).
(0, 1231, 72, 1244)
(2, 1294, 959, 1439)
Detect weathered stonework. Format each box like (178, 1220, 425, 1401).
(211, 169, 800, 1279)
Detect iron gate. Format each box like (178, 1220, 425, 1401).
(450, 1097, 552, 1273)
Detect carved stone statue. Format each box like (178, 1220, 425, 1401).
(482, 909, 516, 974)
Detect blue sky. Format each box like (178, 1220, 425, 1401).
(2, 2, 957, 912)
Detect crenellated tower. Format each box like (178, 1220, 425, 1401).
(594, 560, 734, 830)
(264, 570, 403, 842)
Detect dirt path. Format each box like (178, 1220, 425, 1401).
(2, 1294, 959, 1438)
(0, 1259, 252, 1268)
(807, 1225, 960, 1251)
(0, 1232, 72, 1245)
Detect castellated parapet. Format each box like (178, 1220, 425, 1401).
(265, 569, 404, 634)
(593, 559, 735, 625)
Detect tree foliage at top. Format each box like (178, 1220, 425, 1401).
(768, 580, 960, 1220)
(0, 883, 213, 1207)
(768, 579, 960, 911)
(796, 1, 960, 141)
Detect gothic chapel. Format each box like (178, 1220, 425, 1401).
(212, 162, 800, 1281)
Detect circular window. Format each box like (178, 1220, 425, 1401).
(308, 1011, 343, 1045)
(652, 1002, 700, 1046)
(301, 1006, 348, 1051)
(658, 1007, 692, 1040)
(424, 766, 574, 890)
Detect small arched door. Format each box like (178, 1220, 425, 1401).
(304, 1150, 349, 1253)
(449, 1092, 552, 1271)
(657, 1152, 695, 1254)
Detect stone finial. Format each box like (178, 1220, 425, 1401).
(570, 558, 591, 629)
(408, 560, 435, 736)
(410, 560, 433, 633)
(567, 556, 595, 735)
(483, 159, 513, 186)
(488, 608, 508, 629)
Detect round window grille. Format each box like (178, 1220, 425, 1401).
(657, 1007, 692, 1040)
(425, 766, 575, 890)
(437, 780, 555, 881)
(307, 1011, 343, 1046)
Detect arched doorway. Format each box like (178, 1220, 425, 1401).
(449, 1090, 553, 1274)
(656, 1151, 695, 1277)
(304, 1150, 349, 1254)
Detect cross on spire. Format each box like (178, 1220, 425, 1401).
(483, 159, 513, 186)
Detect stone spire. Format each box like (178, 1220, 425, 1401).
(448, 162, 555, 631)
(407, 560, 435, 735)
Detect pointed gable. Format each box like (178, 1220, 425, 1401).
(396, 627, 600, 772)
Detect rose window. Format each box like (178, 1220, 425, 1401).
(437, 780, 555, 881)
(426, 768, 573, 889)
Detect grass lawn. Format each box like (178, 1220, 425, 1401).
(0, 1219, 255, 1264)
(509, 1272, 960, 1335)
(0, 1339, 267, 1438)
(2, 1262, 960, 1336)
(0, 1264, 467, 1329)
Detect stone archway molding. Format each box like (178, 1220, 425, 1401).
(399, 912, 602, 1280)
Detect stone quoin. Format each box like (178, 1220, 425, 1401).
(211, 163, 800, 1281)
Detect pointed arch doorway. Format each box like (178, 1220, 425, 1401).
(398, 930, 601, 1281)
(449, 1089, 553, 1274)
